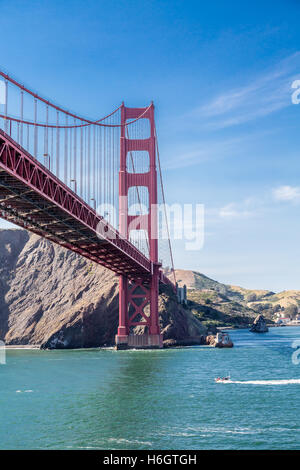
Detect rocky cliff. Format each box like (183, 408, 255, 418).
(0, 229, 206, 348)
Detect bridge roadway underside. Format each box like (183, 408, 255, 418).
(0, 174, 151, 281)
(0, 131, 153, 283)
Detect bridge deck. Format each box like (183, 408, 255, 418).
(0, 129, 155, 281)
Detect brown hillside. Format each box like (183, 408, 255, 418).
(0, 230, 206, 348)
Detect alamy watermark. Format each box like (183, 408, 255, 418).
(95, 202, 205, 251)
(0, 80, 5, 105)
(0, 341, 6, 365)
(292, 339, 300, 365)
(291, 80, 300, 105)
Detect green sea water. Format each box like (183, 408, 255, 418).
(1, 326, 300, 450)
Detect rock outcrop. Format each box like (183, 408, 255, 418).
(250, 314, 269, 333)
(214, 331, 234, 348)
(0, 229, 207, 348)
(205, 335, 216, 346)
(205, 332, 234, 348)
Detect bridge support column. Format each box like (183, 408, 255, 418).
(115, 272, 163, 349)
(115, 275, 129, 349)
(148, 262, 163, 348)
(115, 103, 163, 350)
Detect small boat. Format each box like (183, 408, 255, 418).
(215, 375, 231, 383)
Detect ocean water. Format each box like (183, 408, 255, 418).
(1, 326, 300, 450)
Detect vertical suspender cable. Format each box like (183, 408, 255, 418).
(112, 115, 115, 217)
(64, 115, 68, 183)
(104, 124, 106, 211)
(80, 124, 83, 197)
(51, 127, 53, 172)
(56, 111, 60, 178)
(4, 80, 8, 134)
(96, 125, 99, 210)
(93, 125, 96, 204)
(34, 98, 38, 158)
(84, 126, 87, 201)
(27, 124, 29, 150)
(69, 127, 72, 184)
(99, 124, 102, 207)
(45, 105, 49, 167)
(73, 118, 77, 189)
(20, 90, 24, 146)
(154, 124, 176, 284)
(87, 126, 90, 202)
(109, 117, 111, 209)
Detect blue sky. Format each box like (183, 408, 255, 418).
(1, 0, 300, 291)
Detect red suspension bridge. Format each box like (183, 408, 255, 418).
(0, 71, 176, 349)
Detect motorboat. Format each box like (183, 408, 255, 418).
(215, 375, 231, 383)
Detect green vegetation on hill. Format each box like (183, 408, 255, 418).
(167, 269, 300, 329)
(186, 288, 258, 331)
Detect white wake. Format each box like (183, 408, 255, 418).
(219, 379, 300, 385)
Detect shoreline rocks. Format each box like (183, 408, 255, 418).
(163, 336, 206, 348)
(205, 332, 234, 348)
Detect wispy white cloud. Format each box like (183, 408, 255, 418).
(201, 198, 262, 225)
(164, 128, 275, 170)
(188, 52, 300, 129)
(164, 137, 240, 170)
(219, 202, 254, 219)
(212, 185, 300, 224)
(205, 193, 277, 224)
(273, 185, 300, 202)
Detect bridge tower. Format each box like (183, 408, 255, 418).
(115, 103, 163, 349)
